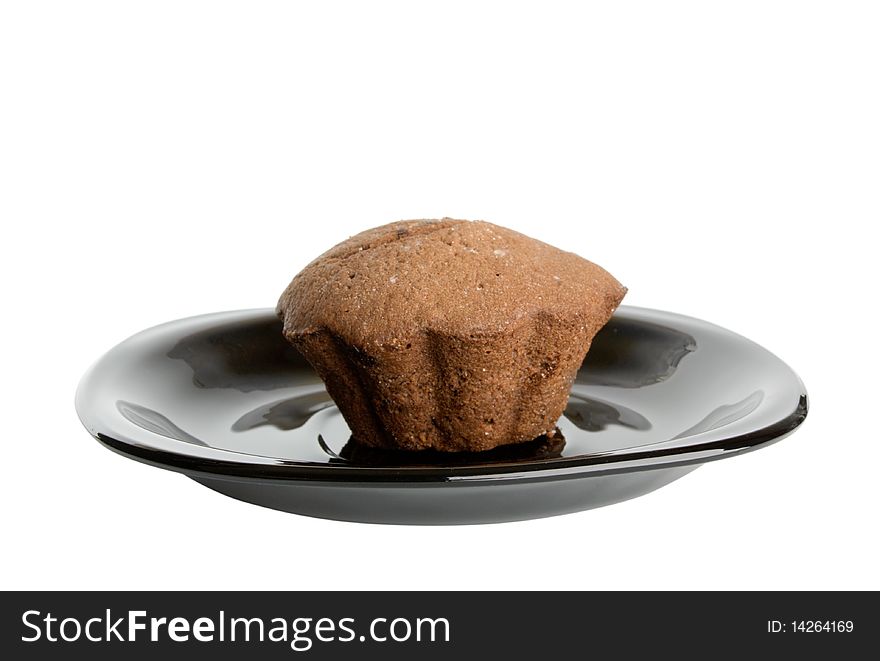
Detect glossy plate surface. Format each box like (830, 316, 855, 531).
(75, 307, 807, 524)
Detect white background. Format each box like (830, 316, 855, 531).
(2, 1, 877, 590)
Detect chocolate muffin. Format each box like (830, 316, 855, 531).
(277, 219, 626, 452)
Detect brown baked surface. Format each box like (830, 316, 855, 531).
(277, 219, 626, 451)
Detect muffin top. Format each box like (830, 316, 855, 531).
(277, 218, 625, 346)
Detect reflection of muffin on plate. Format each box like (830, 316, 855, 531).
(338, 430, 566, 466)
(277, 218, 625, 452)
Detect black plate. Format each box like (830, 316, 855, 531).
(75, 307, 807, 524)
